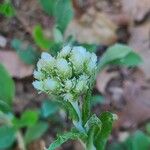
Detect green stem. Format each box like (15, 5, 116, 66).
(16, 131, 26, 150)
(69, 100, 85, 133)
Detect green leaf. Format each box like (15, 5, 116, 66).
(98, 44, 133, 71)
(48, 130, 87, 150)
(146, 123, 150, 135)
(0, 100, 11, 112)
(39, 0, 74, 33)
(41, 100, 59, 118)
(24, 121, 48, 144)
(95, 112, 117, 150)
(38, 0, 55, 16)
(111, 52, 142, 67)
(124, 131, 150, 150)
(81, 44, 97, 53)
(91, 95, 105, 107)
(53, 26, 63, 43)
(11, 39, 39, 65)
(0, 2, 15, 17)
(54, 0, 74, 33)
(13, 110, 39, 128)
(0, 112, 14, 125)
(85, 114, 102, 150)
(33, 25, 53, 50)
(107, 142, 124, 150)
(82, 92, 91, 125)
(0, 125, 16, 149)
(48, 42, 62, 56)
(0, 64, 15, 107)
(108, 131, 150, 150)
(60, 100, 79, 122)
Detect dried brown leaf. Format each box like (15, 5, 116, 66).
(129, 22, 150, 79)
(0, 51, 33, 79)
(96, 69, 119, 94)
(122, 0, 150, 22)
(65, 7, 117, 45)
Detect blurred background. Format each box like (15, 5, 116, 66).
(0, 0, 150, 149)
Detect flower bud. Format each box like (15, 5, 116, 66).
(37, 52, 55, 72)
(33, 70, 44, 80)
(58, 45, 71, 58)
(64, 80, 73, 91)
(41, 52, 53, 60)
(63, 93, 73, 101)
(44, 78, 59, 92)
(32, 80, 43, 91)
(86, 53, 97, 74)
(69, 46, 94, 75)
(56, 58, 72, 78)
(75, 75, 89, 93)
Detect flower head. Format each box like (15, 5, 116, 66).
(33, 45, 97, 101)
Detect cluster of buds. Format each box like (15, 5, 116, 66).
(33, 45, 97, 101)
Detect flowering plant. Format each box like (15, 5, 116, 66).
(33, 45, 116, 150)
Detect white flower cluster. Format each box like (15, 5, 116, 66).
(33, 45, 97, 101)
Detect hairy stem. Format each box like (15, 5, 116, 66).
(69, 100, 85, 133)
(16, 131, 26, 150)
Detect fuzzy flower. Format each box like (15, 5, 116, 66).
(37, 52, 55, 73)
(33, 45, 97, 101)
(57, 45, 71, 58)
(85, 53, 97, 75)
(56, 58, 72, 79)
(63, 93, 74, 101)
(32, 80, 44, 91)
(75, 75, 89, 93)
(64, 80, 73, 91)
(33, 70, 45, 80)
(69, 46, 88, 74)
(43, 78, 60, 93)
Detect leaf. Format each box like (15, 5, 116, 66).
(85, 114, 102, 149)
(11, 39, 39, 65)
(0, 64, 15, 107)
(41, 100, 59, 118)
(108, 131, 150, 150)
(146, 123, 150, 135)
(53, 26, 63, 43)
(95, 112, 117, 150)
(60, 100, 79, 122)
(38, 0, 55, 16)
(32, 25, 53, 50)
(39, 0, 74, 33)
(111, 52, 142, 67)
(0, 2, 15, 17)
(48, 42, 62, 56)
(24, 121, 48, 144)
(13, 110, 39, 128)
(0, 51, 34, 79)
(54, 0, 74, 33)
(91, 95, 105, 107)
(0, 125, 16, 149)
(108, 142, 124, 150)
(82, 92, 91, 125)
(124, 131, 150, 150)
(0, 100, 11, 112)
(47, 130, 87, 150)
(98, 44, 132, 71)
(0, 112, 14, 125)
(82, 44, 97, 53)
